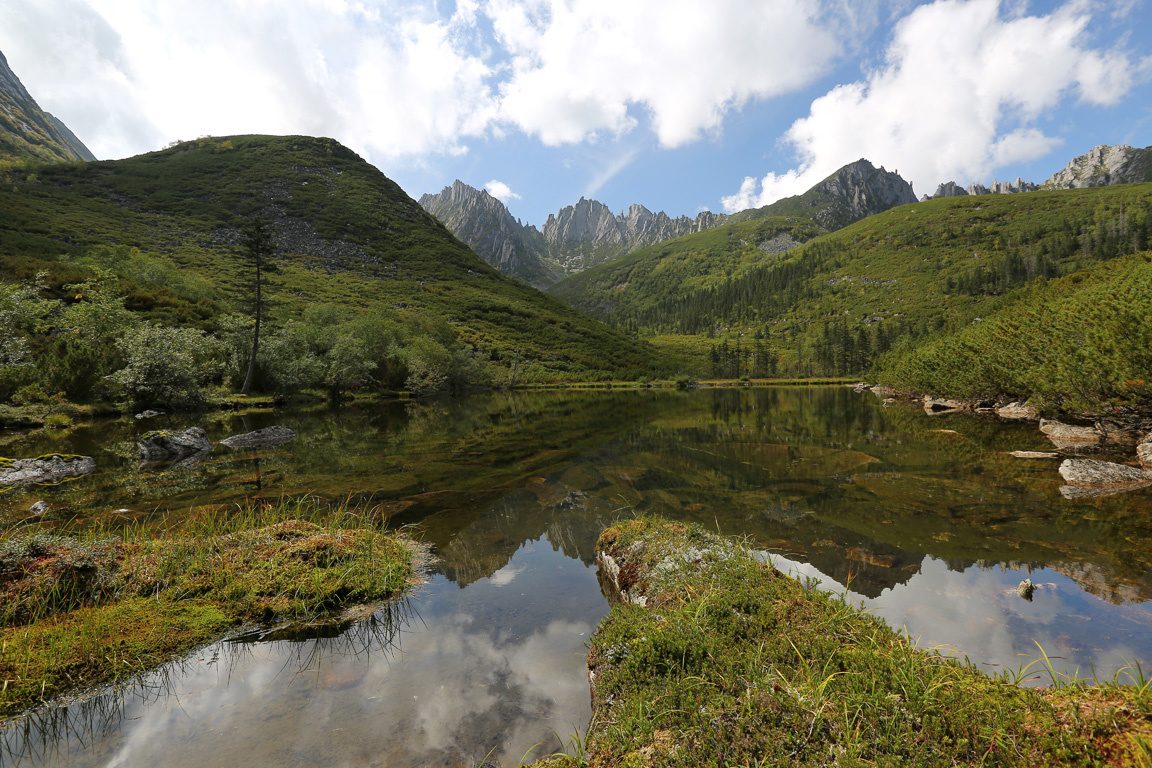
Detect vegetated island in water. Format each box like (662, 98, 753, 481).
(536, 518, 1152, 768)
(0, 499, 427, 718)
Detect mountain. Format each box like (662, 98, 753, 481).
(422, 160, 914, 287)
(0, 134, 664, 382)
(551, 181, 1152, 380)
(1043, 144, 1152, 189)
(0, 50, 96, 164)
(731, 158, 917, 231)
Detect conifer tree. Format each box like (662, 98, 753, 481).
(239, 219, 278, 395)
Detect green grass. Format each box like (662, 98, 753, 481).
(0, 498, 425, 717)
(580, 518, 1152, 766)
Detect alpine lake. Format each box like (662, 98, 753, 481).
(1, 386, 1150, 767)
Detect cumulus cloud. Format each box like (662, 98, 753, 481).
(0, 0, 497, 161)
(484, 179, 521, 202)
(488, 0, 845, 148)
(722, 0, 1143, 212)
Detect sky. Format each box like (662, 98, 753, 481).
(3, 0, 1151, 226)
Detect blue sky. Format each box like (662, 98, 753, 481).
(3, 0, 1151, 226)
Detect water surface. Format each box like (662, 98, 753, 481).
(2, 387, 1150, 765)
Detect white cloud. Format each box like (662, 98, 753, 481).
(722, 0, 1143, 212)
(484, 179, 521, 202)
(487, 0, 845, 148)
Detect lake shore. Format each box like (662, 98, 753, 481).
(0, 500, 427, 719)
(539, 518, 1152, 767)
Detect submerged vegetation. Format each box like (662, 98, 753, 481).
(0, 499, 424, 717)
(550, 518, 1152, 767)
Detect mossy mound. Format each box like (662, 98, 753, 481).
(580, 518, 1152, 767)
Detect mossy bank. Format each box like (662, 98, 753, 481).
(541, 519, 1151, 767)
(0, 501, 426, 718)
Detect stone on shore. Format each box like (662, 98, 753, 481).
(137, 427, 212, 462)
(220, 425, 296, 449)
(997, 401, 1038, 420)
(1040, 419, 1102, 443)
(1058, 458, 1152, 488)
(0, 455, 96, 487)
(923, 398, 966, 415)
(1138, 440, 1152, 470)
(1010, 451, 1058, 459)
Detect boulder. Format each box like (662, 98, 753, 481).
(1058, 458, 1152, 488)
(997, 401, 1038, 420)
(220, 425, 296, 449)
(137, 427, 212, 461)
(1017, 579, 1035, 601)
(0, 455, 96, 487)
(1039, 419, 1101, 443)
(29, 500, 50, 515)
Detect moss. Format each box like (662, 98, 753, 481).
(0, 505, 424, 717)
(583, 519, 1152, 767)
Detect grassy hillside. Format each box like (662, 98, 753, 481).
(0, 134, 666, 393)
(552, 184, 1152, 379)
(0, 50, 95, 164)
(876, 251, 1152, 411)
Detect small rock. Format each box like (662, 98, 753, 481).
(1017, 578, 1035, 601)
(134, 409, 165, 420)
(137, 427, 212, 462)
(1058, 458, 1152, 488)
(997, 401, 1038, 420)
(1009, 451, 1059, 459)
(219, 425, 296, 449)
(29, 500, 50, 516)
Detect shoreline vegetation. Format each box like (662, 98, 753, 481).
(0, 499, 427, 719)
(538, 519, 1152, 767)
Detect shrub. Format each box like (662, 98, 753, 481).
(109, 324, 226, 409)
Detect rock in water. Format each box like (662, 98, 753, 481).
(1138, 440, 1152, 470)
(923, 398, 966, 414)
(135, 409, 165, 420)
(220, 426, 296, 448)
(1058, 459, 1152, 488)
(997, 401, 1038, 420)
(137, 427, 212, 461)
(1039, 419, 1101, 443)
(1017, 579, 1035, 601)
(1010, 451, 1058, 459)
(0, 455, 96, 487)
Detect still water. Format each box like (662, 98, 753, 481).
(2, 387, 1151, 766)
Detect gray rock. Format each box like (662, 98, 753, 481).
(220, 425, 296, 448)
(1138, 441, 1152, 470)
(1017, 578, 1035, 601)
(135, 409, 165, 420)
(997, 401, 1038, 420)
(923, 398, 966, 414)
(1010, 451, 1059, 459)
(1039, 419, 1101, 443)
(0, 455, 96, 487)
(137, 427, 212, 461)
(1058, 458, 1152, 488)
(28, 500, 50, 515)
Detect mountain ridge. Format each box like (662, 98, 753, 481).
(0, 49, 96, 164)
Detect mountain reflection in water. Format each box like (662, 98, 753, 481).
(2, 387, 1151, 765)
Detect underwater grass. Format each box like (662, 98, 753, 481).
(0, 497, 425, 718)
(580, 517, 1152, 767)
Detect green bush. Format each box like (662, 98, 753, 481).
(109, 324, 226, 409)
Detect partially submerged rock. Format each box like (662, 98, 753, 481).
(0, 455, 96, 487)
(137, 427, 212, 462)
(219, 425, 296, 449)
(997, 401, 1038, 420)
(1009, 451, 1058, 459)
(1138, 440, 1152, 470)
(1058, 459, 1152, 492)
(134, 409, 165, 420)
(1017, 578, 1035, 601)
(923, 397, 967, 415)
(1039, 419, 1102, 443)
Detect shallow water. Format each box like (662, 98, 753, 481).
(2, 387, 1151, 765)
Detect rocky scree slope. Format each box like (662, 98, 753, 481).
(0, 49, 96, 164)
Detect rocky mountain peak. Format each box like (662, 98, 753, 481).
(1043, 144, 1152, 189)
(0, 49, 97, 163)
(804, 159, 917, 229)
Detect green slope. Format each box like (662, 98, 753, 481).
(0, 134, 663, 383)
(876, 250, 1152, 410)
(0, 50, 96, 164)
(550, 184, 1152, 378)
